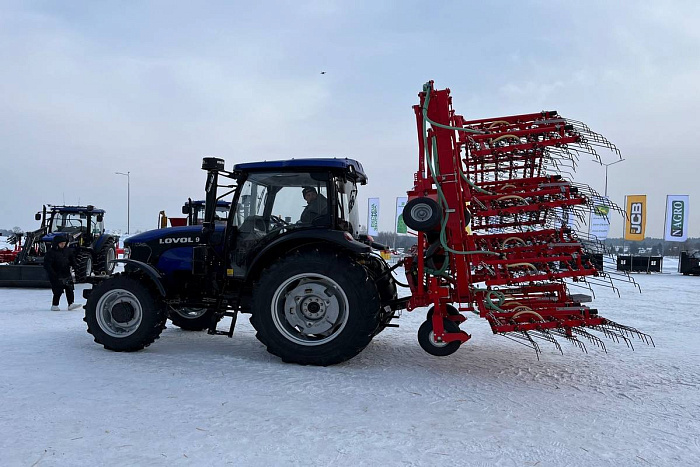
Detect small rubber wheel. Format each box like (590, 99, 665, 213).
(403, 197, 441, 231)
(418, 318, 462, 357)
(426, 304, 462, 321)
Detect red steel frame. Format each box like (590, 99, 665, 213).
(404, 81, 642, 350)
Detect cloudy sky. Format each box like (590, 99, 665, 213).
(1, 0, 698, 238)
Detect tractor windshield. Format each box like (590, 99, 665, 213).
(52, 212, 87, 233)
(192, 204, 228, 225)
(233, 172, 330, 234)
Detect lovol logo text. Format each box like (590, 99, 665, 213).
(671, 201, 685, 237)
(629, 202, 643, 234)
(159, 237, 199, 244)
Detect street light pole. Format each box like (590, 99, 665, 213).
(115, 171, 130, 234)
(601, 158, 625, 197)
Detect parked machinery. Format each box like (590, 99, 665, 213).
(402, 81, 652, 357)
(82, 81, 652, 364)
(0, 205, 118, 287)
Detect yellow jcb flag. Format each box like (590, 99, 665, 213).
(624, 195, 646, 241)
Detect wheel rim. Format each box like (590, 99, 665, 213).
(410, 203, 433, 223)
(173, 307, 208, 319)
(105, 249, 116, 273)
(428, 330, 449, 348)
(271, 273, 349, 346)
(95, 288, 143, 338)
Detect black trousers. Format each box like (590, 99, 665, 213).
(51, 281, 75, 307)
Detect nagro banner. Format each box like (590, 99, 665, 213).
(664, 195, 690, 242)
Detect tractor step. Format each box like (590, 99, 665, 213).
(207, 310, 239, 338)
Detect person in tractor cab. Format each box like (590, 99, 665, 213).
(300, 186, 328, 224)
(43, 235, 81, 311)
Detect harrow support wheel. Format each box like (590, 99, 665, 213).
(417, 318, 462, 357)
(403, 197, 441, 231)
(426, 304, 465, 324)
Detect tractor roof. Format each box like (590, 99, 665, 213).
(233, 158, 367, 184)
(188, 200, 231, 207)
(49, 205, 106, 215)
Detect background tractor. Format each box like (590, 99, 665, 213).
(0, 205, 119, 287)
(158, 199, 231, 228)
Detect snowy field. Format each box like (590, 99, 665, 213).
(1, 259, 699, 466)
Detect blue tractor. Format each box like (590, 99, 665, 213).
(83, 158, 403, 365)
(0, 205, 118, 287)
(181, 198, 231, 225)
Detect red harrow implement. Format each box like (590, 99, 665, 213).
(403, 81, 652, 357)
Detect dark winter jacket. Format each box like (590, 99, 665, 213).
(43, 236, 75, 284)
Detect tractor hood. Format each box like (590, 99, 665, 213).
(41, 232, 76, 243)
(125, 225, 224, 245)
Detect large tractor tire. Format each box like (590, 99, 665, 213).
(94, 237, 117, 276)
(74, 251, 93, 282)
(363, 255, 398, 336)
(250, 249, 381, 366)
(84, 275, 167, 352)
(168, 307, 216, 331)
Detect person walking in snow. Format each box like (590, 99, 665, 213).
(43, 235, 81, 311)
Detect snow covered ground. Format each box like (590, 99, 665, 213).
(1, 259, 699, 466)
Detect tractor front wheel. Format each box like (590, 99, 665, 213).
(250, 249, 380, 365)
(84, 275, 167, 351)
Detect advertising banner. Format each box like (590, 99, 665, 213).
(589, 195, 611, 241)
(664, 195, 690, 242)
(367, 198, 380, 236)
(395, 197, 408, 234)
(624, 195, 646, 241)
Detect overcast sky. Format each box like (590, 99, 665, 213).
(1, 0, 698, 238)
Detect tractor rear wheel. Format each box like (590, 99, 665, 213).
(169, 307, 216, 331)
(250, 249, 380, 365)
(84, 275, 167, 351)
(94, 238, 117, 276)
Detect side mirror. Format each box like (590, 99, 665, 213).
(35, 213, 41, 221)
(96, 214, 104, 222)
(182, 205, 190, 215)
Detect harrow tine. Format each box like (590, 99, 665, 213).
(602, 320, 655, 347)
(591, 325, 634, 350)
(499, 331, 542, 360)
(551, 329, 587, 353)
(531, 329, 564, 355)
(572, 327, 608, 352)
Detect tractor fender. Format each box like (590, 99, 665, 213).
(245, 230, 370, 281)
(93, 234, 117, 252)
(112, 259, 167, 296)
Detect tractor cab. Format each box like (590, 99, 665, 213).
(182, 199, 230, 226)
(39, 205, 105, 244)
(199, 158, 367, 280)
